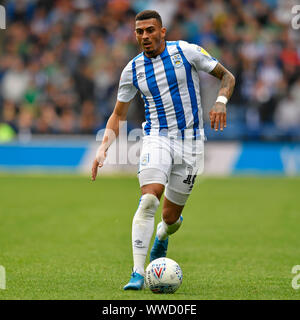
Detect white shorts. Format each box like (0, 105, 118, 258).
(138, 135, 204, 205)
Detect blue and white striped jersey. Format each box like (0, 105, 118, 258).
(117, 40, 218, 139)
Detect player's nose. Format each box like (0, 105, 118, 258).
(142, 32, 149, 40)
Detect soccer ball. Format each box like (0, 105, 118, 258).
(145, 257, 183, 293)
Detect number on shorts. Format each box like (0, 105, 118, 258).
(183, 167, 197, 190)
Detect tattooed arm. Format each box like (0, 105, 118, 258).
(208, 63, 235, 131)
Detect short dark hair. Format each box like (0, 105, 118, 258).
(135, 10, 162, 26)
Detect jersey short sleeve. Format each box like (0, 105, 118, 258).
(117, 62, 138, 102)
(179, 40, 218, 73)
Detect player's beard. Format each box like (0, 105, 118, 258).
(145, 48, 155, 57)
(144, 38, 161, 58)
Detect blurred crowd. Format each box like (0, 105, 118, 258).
(0, 0, 299, 141)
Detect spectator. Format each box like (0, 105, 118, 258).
(1, 57, 30, 103)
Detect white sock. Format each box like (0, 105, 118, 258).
(132, 194, 160, 275)
(157, 216, 183, 241)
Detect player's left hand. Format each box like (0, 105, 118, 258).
(209, 102, 226, 131)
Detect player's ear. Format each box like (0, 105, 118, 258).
(161, 27, 166, 39)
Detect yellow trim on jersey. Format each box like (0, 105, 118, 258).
(200, 47, 211, 57)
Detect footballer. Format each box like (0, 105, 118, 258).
(91, 10, 235, 290)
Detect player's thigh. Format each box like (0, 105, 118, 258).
(138, 136, 173, 199)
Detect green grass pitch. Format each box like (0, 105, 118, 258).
(0, 174, 300, 300)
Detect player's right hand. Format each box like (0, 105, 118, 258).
(91, 148, 107, 181)
(209, 102, 227, 131)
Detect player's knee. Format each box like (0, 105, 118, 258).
(140, 193, 160, 212)
(143, 189, 163, 201)
(134, 193, 160, 220)
(141, 184, 164, 200)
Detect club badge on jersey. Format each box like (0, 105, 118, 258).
(171, 54, 183, 68)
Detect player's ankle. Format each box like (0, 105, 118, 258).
(133, 267, 145, 276)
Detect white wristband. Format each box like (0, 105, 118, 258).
(216, 95, 228, 105)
